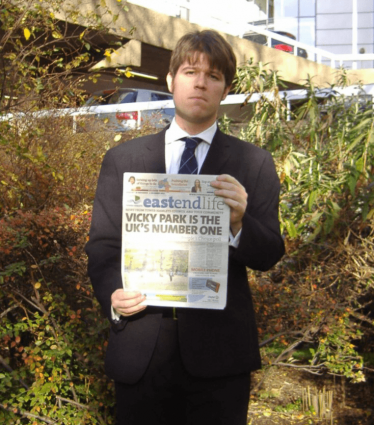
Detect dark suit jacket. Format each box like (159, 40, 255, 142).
(85, 127, 285, 384)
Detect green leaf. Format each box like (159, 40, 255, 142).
(347, 175, 357, 197)
(285, 219, 297, 238)
(346, 134, 365, 153)
(307, 190, 318, 212)
(355, 157, 364, 173)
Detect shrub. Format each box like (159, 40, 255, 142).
(235, 63, 374, 382)
(0, 206, 117, 424)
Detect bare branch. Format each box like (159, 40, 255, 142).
(55, 396, 89, 410)
(0, 403, 57, 424)
(0, 305, 18, 319)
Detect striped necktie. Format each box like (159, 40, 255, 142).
(178, 137, 202, 174)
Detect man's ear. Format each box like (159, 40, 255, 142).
(222, 85, 231, 101)
(166, 73, 174, 93)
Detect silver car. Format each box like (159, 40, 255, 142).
(77, 88, 175, 132)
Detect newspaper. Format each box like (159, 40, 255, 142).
(121, 173, 230, 309)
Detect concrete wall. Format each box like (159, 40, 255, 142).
(58, 0, 374, 90)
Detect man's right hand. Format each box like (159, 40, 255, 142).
(111, 289, 147, 317)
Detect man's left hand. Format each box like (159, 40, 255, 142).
(211, 174, 247, 236)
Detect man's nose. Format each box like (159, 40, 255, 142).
(194, 73, 207, 89)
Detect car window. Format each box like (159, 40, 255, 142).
(151, 93, 173, 101)
(85, 92, 113, 106)
(116, 91, 138, 104)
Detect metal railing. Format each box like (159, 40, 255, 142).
(1, 84, 373, 128)
(242, 24, 374, 70)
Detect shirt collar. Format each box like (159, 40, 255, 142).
(165, 119, 217, 146)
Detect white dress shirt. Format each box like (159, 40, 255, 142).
(165, 119, 217, 174)
(165, 119, 241, 247)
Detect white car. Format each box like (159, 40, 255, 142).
(76, 88, 175, 132)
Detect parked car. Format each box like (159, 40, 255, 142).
(75, 88, 175, 132)
(243, 30, 308, 59)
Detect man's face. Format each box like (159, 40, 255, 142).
(167, 53, 230, 133)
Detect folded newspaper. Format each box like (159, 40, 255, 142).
(121, 173, 230, 309)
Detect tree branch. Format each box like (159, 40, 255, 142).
(0, 403, 57, 424)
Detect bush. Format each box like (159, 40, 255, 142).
(0, 1, 154, 422)
(235, 63, 374, 382)
(0, 206, 116, 424)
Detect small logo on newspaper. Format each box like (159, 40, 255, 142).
(206, 279, 220, 293)
(127, 195, 141, 205)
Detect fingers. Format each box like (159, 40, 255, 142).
(111, 289, 147, 317)
(210, 174, 248, 236)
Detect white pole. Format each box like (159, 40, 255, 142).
(352, 0, 358, 69)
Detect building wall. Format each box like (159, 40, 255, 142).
(127, 0, 255, 35)
(316, 0, 374, 68)
(127, 0, 374, 69)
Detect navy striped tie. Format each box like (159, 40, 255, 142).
(178, 137, 202, 174)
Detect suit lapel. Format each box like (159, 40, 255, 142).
(200, 129, 232, 175)
(142, 129, 167, 173)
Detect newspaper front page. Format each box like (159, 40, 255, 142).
(121, 173, 230, 309)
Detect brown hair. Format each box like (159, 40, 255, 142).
(169, 30, 237, 88)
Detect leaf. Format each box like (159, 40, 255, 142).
(352, 117, 372, 132)
(367, 208, 374, 220)
(283, 159, 291, 176)
(285, 219, 297, 238)
(114, 134, 122, 142)
(347, 175, 357, 197)
(307, 190, 318, 212)
(355, 156, 364, 173)
(52, 31, 63, 39)
(24, 28, 31, 41)
(263, 411, 272, 417)
(346, 134, 365, 153)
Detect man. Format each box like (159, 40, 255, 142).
(86, 30, 284, 425)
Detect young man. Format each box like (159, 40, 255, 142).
(86, 30, 284, 425)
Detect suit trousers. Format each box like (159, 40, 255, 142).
(114, 317, 251, 425)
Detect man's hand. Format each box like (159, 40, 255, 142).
(111, 289, 147, 317)
(211, 174, 248, 236)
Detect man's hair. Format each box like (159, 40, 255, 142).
(169, 30, 237, 88)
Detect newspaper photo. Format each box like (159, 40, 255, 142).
(121, 173, 230, 309)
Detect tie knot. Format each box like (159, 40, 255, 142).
(181, 137, 202, 151)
